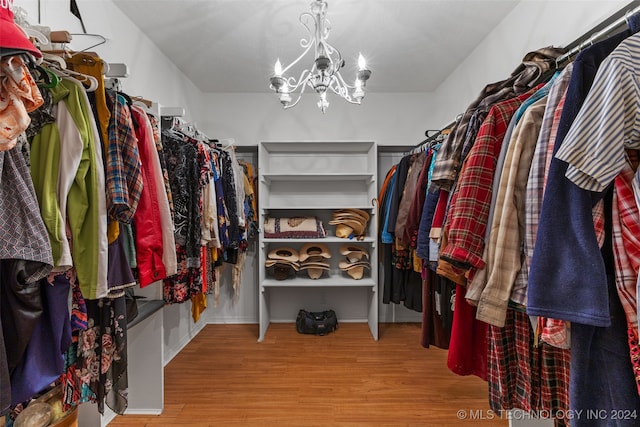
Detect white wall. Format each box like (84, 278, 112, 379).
(197, 92, 435, 147)
(23, 0, 205, 119)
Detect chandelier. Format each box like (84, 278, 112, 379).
(269, 0, 372, 113)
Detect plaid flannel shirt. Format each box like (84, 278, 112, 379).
(440, 85, 543, 271)
(105, 90, 143, 224)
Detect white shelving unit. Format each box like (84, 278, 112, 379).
(258, 141, 378, 342)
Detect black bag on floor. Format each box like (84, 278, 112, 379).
(296, 309, 338, 335)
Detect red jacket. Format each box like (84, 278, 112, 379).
(131, 105, 167, 287)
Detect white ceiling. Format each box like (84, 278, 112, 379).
(113, 0, 520, 94)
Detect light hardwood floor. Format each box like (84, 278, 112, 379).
(110, 323, 505, 426)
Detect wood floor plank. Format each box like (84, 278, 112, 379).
(109, 323, 505, 426)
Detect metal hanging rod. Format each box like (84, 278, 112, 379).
(556, 0, 640, 66)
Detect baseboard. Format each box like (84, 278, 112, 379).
(125, 409, 163, 415)
(163, 320, 207, 366)
(206, 316, 257, 324)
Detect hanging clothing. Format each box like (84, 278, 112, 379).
(56, 78, 108, 300)
(10, 272, 72, 405)
(523, 63, 574, 348)
(487, 309, 571, 424)
(440, 84, 543, 275)
(29, 82, 79, 272)
(76, 296, 128, 415)
(105, 89, 143, 225)
(219, 149, 241, 262)
(420, 268, 454, 349)
(430, 47, 564, 192)
(476, 95, 547, 327)
(201, 145, 220, 249)
(465, 102, 520, 305)
(65, 78, 109, 300)
(446, 284, 487, 379)
(130, 105, 167, 287)
(0, 144, 53, 414)
(59, 267, 86, 412)
(528, 21, 640, 327)
(161, 126, 203, 303)
(403, 150, 433, 249)
(394, 151, 427, 246)
(148, 114, 175, 222)
(146, 113, 177, 276)
(0, 56, 43, 150)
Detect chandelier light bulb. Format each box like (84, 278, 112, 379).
(358, 53, 366, 71)
(317, 92, 329, 113)
(274, 59, 283, 76)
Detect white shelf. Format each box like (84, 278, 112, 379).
(258, 140, 378, 342)
(261, 277, 376, 288)
(263, 236, 376, 243)
(261, 173, 374, 183)
(260, 140, 375, 154)
(262, 205, 376, 211)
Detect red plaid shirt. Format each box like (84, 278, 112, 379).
(488, 309, 570, 417)
(612, 160, 640, 394)
(441, 85, 543, 270)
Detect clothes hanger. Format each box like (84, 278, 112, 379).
(12, 6, 50, 46)
(31, 64, 59, 88)
(218, 138, 236, 150)
(19, 25, 49, 46)
(68, 33, 107, 53)
(41, 52, 68, 70)
(132, 99, 155, 117)
(105, 77, 123, 93)
(49, 65, 99, 92)
(131, 96, 153, 109)
(116, 90, 133, 107)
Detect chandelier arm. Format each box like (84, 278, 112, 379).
(329, 86, 360, 104)
(284, 68, 314, 92)
(281, 42, 315, 76)
(284, 78, 310, 109)
(328, 77, 355, 103)
(298, 12, 316, 49)
(329, 76, 363, 104)
(334, 71, 356, 90)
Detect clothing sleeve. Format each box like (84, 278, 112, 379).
(555, 57, 640, 192)
(439, 113, 500, 271)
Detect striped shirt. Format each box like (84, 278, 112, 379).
(555, 33, 640, 192)
(524, 64, 573, 272)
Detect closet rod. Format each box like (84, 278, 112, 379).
(556, 0, 640, 66)
(413, 115, 461, 151)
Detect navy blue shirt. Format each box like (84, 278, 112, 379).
(528, 17, 640, 326)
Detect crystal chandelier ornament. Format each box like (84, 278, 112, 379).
(269, 0, 372, 113)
